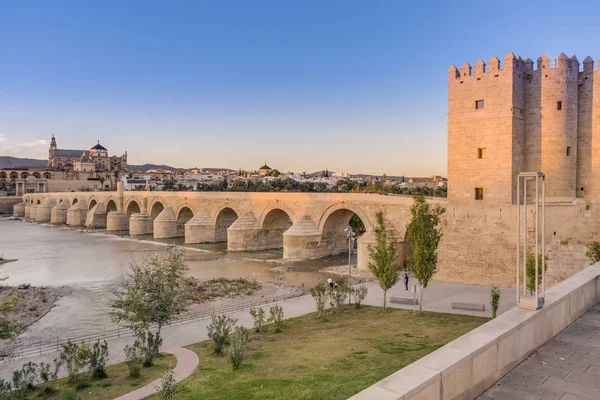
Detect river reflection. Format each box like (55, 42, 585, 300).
(0, 217, 344, 343)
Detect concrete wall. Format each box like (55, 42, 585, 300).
(351, 262, 600, 400)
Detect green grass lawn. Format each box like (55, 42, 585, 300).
(18, 352, 175, 399)
(173, 306, 488, 400)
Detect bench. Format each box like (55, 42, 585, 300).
(451, 302, 485, 311)
(390, 296, 418, 305)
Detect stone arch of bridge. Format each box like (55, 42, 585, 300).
(176, 206, 195, 235)
(259, 207, 294, 249)
(88, 197, 99, 210)
(72, 198, 79, 206)
(106, 199, 118, 213)
(36, 199, 41, 205)
(125, 199, 141, 216)
(149, 200, 166, 221)
(317, 202, 373, 234)
(214, 206, 239, 242)
(258, 204, 296, 228)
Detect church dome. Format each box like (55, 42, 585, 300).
(91, 142, 107, 151)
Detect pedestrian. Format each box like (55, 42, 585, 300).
(327, 277, 334, 288)
(404, 272, 409, 291)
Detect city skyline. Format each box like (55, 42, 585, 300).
(2, 1, 600, 175)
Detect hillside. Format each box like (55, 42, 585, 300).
(0, 156, 48, 169)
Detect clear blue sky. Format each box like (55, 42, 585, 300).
(1, 0, 599, 176)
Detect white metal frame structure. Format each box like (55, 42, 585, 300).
(516, 172, 546, 310)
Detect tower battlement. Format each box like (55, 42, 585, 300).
(448, 52, 600, 205)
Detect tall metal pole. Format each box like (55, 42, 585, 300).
(348, 235, 352, 305)
(517, 175, 521, 304)
(523, 178, 528, 296)
(542, 175, 546, 300)
(535, 175, 539, 304)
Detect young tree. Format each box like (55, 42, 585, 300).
(526, 252, 548, 294)
(406, 195, 445, 313)
(367, 211, 402, 311)
(110, 248, 191, 359)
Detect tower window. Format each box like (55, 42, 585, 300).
(566, 147, 571, 156)
(475, 188, 484, 200)
(475, 100, 484, 109)
(477, 148, 487, 159)
(557, 101, 563, 110)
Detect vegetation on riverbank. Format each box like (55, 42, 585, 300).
(188, 278, 261, 303)
(171, 306, 487, 399)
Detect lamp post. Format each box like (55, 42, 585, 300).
(344, 226, 356, 305)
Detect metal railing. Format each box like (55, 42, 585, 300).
(10, 290, 307, 359)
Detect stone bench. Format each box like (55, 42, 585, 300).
(390, 296, 418, 305)
(451, 302, 485, 311)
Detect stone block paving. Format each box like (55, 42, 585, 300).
(478, 304, 600, 400)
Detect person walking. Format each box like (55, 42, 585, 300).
(404, 272, 409, 291)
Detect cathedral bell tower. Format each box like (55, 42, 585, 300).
(49, 134, 57, 166)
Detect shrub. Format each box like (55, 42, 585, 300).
(207, 314, 237, 355)
(0, 378, 10, 396)
(89, 340, 109, 379)
(155, 368, 177, 400)
(226, 326, 249, 370)
(328, 282, 349, 314)
(268, 305, 284, 332)
(139, 331, 162, 367)
(309, 283, 328, 321)
(124, 341, 143, 379)
(11, 362, 38, 399)
(526, 252, 548, 294)
(39, 361, 59, 394)
(490, 285, 501, 318)
(585, 241, 600, 265)
(59, 341, 91, 384)
(352, 285, 368, 308)
(249, 306, 267, 333)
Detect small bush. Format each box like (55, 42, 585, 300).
(490, 285, 501, 318)
(124, 341, 143, 379)
(352, 285, 368, 308)
(0, 378, 10, 396)
(155, 368, 177, 400)
(586, 241, 600, 265)
(138, 331, 162, 367)
(39, 361, 59, 394)
(328, 283, 349, 314)
(526, 252, 548, 294)
(268, 305, 284, 332)
(249, 306, 267, 333)
(89, 340, 109, 379)
(226, 326, 249, 370)
(62, 389, 80, 400)
(59, 341, 91, 384)
(207, 314, 237, 355)
(310, 283, 328, 321)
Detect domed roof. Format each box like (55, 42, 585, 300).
(259, 162, 271, 170)
(91, 141, 107, 151)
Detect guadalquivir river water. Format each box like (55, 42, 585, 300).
(0, 216, 340, 345)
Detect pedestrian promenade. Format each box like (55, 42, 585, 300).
(479, 303, 600, 400)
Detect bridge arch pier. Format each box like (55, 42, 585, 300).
(51, 200, 70, 224)
(85, 202, 107, 228)
(228, 208, 293, 252)
(67, 201, 88, 226)
(184, 210, 214, 243)
(36, 199, 57, 222)
(128, 198, 152, 236)
(153, 207, 180, 239)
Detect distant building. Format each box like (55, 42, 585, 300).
(49, 135, 128, 173)
(258, 163, 272, 176)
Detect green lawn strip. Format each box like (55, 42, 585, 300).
(171, 306, 488, 400)
(20, 353, 175, 399)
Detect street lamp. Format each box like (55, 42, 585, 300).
(344, 226, 356, 305)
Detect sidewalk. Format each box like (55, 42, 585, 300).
(0, 279, 515, 379)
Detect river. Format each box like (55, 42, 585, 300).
(0, 216, 348, 346)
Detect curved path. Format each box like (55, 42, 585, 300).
(113, 347, 199, 400)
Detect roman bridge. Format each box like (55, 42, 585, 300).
(14, 186, 446, 269)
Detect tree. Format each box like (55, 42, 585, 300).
(526, 252, 548, 294)
(585, 242, 600, 265)
(367, 211, 402, 311)
(490, 285, 501, 318)
(110, 248, 191, 359)
(406, 195, 445, 313)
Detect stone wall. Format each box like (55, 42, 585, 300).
(0, 197, 22, 214)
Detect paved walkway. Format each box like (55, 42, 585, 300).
(114, 347, 198, 400)
(479, 303, 600, 400)
(0, 279, 516, 379)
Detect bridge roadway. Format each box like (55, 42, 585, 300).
(14, 187, 445, 269)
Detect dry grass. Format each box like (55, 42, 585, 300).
(188, 278, 261, 303)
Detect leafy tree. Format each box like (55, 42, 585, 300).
(124, 341, 143, 378)
(585, 241, 600, 265)
(269, 169, 281, 177)
(406, 196, 445, 313)
(156, 368, 177, 400)
(110, 248, 191, 357)
(327, 283, 349, 314)
(367, 212, 402, 311)
(207, 314, 237, 355)
(526, 252, 548, 294)
(59, 341, 91, 384)
(349, 214, 365, 235)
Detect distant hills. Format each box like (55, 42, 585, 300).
(0, 156, 48, 169)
